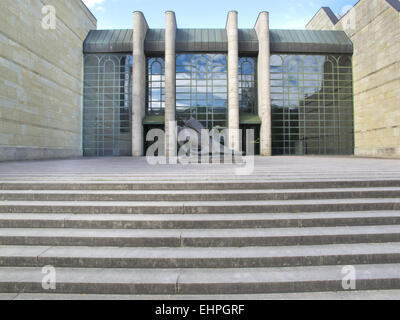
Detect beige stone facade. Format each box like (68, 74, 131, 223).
(307, 0, 400, 158)
(0, 0, 96, 161)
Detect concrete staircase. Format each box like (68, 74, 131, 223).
(1, 180, 400, 299)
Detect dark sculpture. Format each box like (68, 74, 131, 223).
(177, 117, 243, 162)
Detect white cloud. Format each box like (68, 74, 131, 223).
(83, 0, 105, 9)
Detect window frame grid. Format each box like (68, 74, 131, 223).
(146, 57, 166, 116)
(83, 54, 132, 157)
(270, 54, 354, 156)
(176, 53, 228, 130)
(239, 57, 258, 115)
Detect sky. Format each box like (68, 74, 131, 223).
(82, 0, 359, 30)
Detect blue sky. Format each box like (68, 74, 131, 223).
(82, 0, 359, 30)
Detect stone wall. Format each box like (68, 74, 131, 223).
(306, 7, 338, 30)
(0, 0, 96, 161)
(307, 0, 400, 158)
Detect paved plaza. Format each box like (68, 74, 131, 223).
(0, 156, 399, 181)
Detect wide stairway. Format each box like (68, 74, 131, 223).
(1, 179, 400, 299)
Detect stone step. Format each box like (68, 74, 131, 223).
(2, 243, 400, 268)
(0, 198, 399, 214)
(1, 211, 400, 229)
(2, 225, 400, 247)
(177, 155, 244, 165)
(1, 187, 400, 201)
(1, 264, 400, 294)
(6, 290, 400, 300)
(1, 180, 400, 191)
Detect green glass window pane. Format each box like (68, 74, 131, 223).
(147, 57, 166, 117)
(270, 54, 354, 156)
(176, 53, 228, 129)
(239, 57, 257, 115)
(83, 54, 133, 157)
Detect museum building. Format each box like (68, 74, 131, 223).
(82, 11, 354, 157)
(2, 0, 398, 162)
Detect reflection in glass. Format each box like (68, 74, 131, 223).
(147, 57, 165, 115)
(83, 54, 132, 156)
(239, 57, 257, 114)
(270, 54, 354, 156)
(176, 54, 228, 129)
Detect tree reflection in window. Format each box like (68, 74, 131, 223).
(270, 54, 354, 156)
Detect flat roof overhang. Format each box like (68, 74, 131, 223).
(83, 29, 353, 55)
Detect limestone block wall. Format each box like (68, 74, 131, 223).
(0, 0, 96, 161)
(306, 7, 339, 30)
(307, 0, 400, 158)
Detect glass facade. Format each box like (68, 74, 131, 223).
(270, 54, 354, 155)
(239, 57, 257, 115)
(147, 57, 165, 116)
(83, 54, 132, 156)
(176, 54, 228, 129)
(81, 52, 354, 157)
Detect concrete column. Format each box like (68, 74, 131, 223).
(255, 12, 272, 156)
(165, 11, 177, 158)
(132, 11, 148, 156)
(226, 11, 240, 152)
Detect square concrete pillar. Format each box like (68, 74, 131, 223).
(255, 12, 272, 156)
(165, 11, 177, 158)
(132, 11, 148, 156)
(226, 11, 240, 152)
